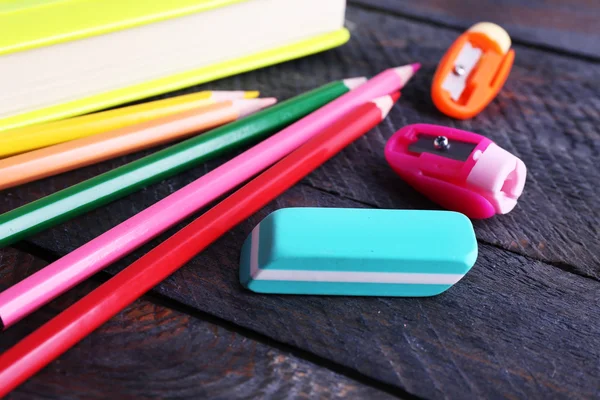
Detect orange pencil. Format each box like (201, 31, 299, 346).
(0, 98, 276, 191)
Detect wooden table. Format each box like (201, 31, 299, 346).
(2, 1, 599, 398)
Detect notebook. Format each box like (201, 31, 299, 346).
(0, 0, 349, 132)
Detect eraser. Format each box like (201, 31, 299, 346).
(240, 208, 477, 297)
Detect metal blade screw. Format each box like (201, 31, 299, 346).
(434, 136, 450, 150)
(453, 65, 466, 76)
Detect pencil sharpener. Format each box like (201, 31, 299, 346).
(384, 124, 527, 219)
(432, 22, 515, 120)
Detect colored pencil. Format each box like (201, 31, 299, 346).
(0, 78, 366, 248)
(0, 93, 398, 397)
(0, 90, 259, 158)
(0, 63, 418, 329)
(0, 99, 276, 191)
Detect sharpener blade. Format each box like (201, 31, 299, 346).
(408, 134, 477, 162)
(442, 42, 482, 101)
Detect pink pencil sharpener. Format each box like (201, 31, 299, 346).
(384, 124, 526, 219)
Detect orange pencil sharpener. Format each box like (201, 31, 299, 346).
(432, 22, 515, 120)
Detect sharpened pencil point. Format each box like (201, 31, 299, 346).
(392, 64, 419, 89)
(234, 98, 277, 117)
(210, 91, 259, 101)
(343, 77, 368, 90)
(372, 95, 395, 118)
(243, 91, 260, 99)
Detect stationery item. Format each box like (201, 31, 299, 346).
(0, 90, 258, 158)
(0, 78, 363, 248)
(0, 0, 349, 131)
(432, 22, 514, 119)
(240, 208, 477, 296)
(384, 124, 527, 219)
(0, 99, 276, 191)
(0, 93, 397, 397)
(0, 62, 419, 329)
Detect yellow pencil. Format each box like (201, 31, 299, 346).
(0, 90, 259, 157)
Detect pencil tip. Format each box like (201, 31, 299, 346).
(211, 91, 260, 100)
(261, 97, 278, 108)
(343, 77, 368, 90)
(392, 63, 420, 88)
(243, 91, 261, 99)
(371, 94, 396, 118)
(234, 98, 277, 117)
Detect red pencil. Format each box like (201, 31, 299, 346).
(0, 92, 399, 396)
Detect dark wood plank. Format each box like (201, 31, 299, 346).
(1, 5, 598, 278)
(0, 248, 397, 400)
(350, 0, 600, 59)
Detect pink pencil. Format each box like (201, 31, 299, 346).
(0, 64, 419, 329)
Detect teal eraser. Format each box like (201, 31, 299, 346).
(240, 208, 477, 297)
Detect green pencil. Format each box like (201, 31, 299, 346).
(0, 78, 365, 248)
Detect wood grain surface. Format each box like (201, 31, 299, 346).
(1, 248, 397, 400)
(1, 2, 599, 399)
(350, 0, 600, 59)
